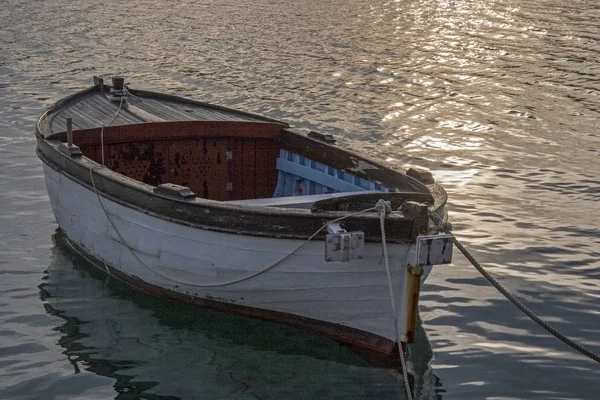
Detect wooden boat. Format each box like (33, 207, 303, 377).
(35, 76, 453, 363)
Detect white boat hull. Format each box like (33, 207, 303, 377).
(43, 163, 427, 356)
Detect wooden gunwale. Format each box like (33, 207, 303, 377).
(36, 141, 418, 242)
(45, 121, 434, 201)
(128, 87, 288, 125)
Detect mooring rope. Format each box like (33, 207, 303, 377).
(428, 212, 600, 364)
(376, 199, 413, 400)
(454, 236, 600, 363)
(100, 95, 125, 165)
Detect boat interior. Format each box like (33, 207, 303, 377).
(48, 120, 433, 209)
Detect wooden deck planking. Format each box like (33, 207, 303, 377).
(80, 93, 120, 119)
(67, 100, 115, 128)
(125, 98, 178, 122)
(128, 98, 184, 121)
(58, 106, 99, 131)
(48, 90, 269, 135)
(86, 95, 146, 125)
(158, 100, 209, 121)
(154, 99, 253, 122)
(89, 93, 157, 124)
(190, 107, 253, 122)
(53, 95, 140, 133)
(50, 115, 72, 132)
(137, 98, 197, 122)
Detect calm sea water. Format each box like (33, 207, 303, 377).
(1, 0, 599, 399)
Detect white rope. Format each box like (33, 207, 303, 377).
(427, 209, 452, 234)
(376, 199, 413, 400)
(100, 96, 125, 165)
(88, 167, 379, 288)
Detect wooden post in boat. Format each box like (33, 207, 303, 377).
(404, 264, 423, 343)
(66, 118, 73, 148)
(58, 117, 82, 158)
(401, 201, 429, 343)
(401, 201, 429, 237)
(112, 76, 125, 91)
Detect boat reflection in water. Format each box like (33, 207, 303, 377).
(40, 232, 443, 399)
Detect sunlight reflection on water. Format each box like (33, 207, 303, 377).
(0, 0, 599, 398)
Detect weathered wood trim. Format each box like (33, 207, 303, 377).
(311, 192, 434, 213)
(36, 137, 419, 242)
(128, 88, 289, 126)
(401, 201, 430, 235)
(280, 128, 429, 194)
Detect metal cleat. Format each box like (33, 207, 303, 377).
(325, 223, 364, 262)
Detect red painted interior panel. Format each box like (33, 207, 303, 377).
(79, 135, 280, 201)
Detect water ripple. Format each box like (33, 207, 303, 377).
(1, 0, 600, 398)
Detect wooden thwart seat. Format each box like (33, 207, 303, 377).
(225, 191, 387, 209)
(225, 190, 434, 211)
